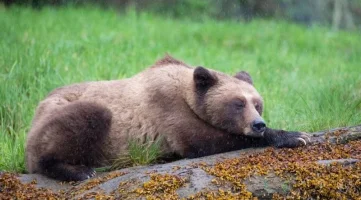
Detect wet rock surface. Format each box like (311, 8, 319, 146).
(2, 125, 361, 199)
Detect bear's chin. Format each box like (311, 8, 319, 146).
(244, 131, 264, 138)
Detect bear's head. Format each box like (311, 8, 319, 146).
(190, 66, 266, 137)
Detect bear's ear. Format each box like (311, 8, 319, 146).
(234, 71, 253, 85)
(194, 66, 218, 92)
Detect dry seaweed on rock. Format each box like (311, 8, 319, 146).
(1, 127, 360, 199)
(66, 171, 127, 198)
(0, 173, 63, 199)
(134, 173, 187, 200)
(199, 139, 361, 199)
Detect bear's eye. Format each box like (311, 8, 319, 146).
(255, 104, 262, 113)
(234, 101, 245, 110)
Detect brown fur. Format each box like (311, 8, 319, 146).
(152, 54, 190, 68)
(26, 55, 308, 181)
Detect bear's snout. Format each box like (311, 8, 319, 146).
(251, 119, 266, 133)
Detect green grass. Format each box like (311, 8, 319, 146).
(108, 137, 163, 171)
(95, 137, 163, 172)
(0, 5, 361, 173)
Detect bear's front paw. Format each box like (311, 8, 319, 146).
(273, 132, 311, 148)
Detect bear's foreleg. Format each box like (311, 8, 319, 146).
(263, 128, 310, 148)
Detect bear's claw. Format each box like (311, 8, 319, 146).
(296, 138, 307, 146)
(91, 170, 96, 177)
(71, 166, 96, 181)
(297, 132, 311, 145)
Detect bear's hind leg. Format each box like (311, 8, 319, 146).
(35, 101, 112, 181)
(39, 154, 96, 181)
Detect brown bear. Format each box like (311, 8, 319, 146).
(25, 55, 310, 181)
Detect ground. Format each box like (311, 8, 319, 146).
(0, 5, 360, 175)
(1, 125, 361, 199)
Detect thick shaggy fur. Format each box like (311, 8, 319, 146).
(26, 55, 309, 181)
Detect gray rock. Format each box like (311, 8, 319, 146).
(11, 124, 361, 199)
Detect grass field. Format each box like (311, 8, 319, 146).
(1, 5, 361, 173)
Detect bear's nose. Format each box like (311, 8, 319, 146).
(251, 119, 266, 133)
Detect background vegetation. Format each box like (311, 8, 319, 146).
(0, 4, 360, 172)
(3, 0, 361, 30)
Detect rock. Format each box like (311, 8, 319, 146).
(316, 158, 359, 166)
(2, 124, 361, 199)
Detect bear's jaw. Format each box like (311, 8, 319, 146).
(243, 126, 265, 137)
(246, 131, 265, 137)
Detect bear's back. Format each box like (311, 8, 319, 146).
(43, 64, 192, 155)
